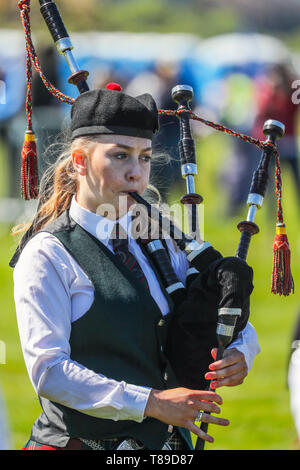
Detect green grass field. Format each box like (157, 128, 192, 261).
(0, 132, 299, 450)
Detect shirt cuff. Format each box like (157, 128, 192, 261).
(121, 384, 152, 422)
(227, 322, 261, 371)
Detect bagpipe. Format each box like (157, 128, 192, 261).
(17, 0, 294, 450)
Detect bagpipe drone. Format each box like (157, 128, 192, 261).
(17, 0, 294, 450)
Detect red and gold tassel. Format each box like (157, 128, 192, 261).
(21, 130, 39, 200)
(271, 224, 294, 296)
(271, 149, 294, 295)
(19, 1, 39, 200)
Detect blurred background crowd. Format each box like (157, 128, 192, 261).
(1, 0, 300, 450)
(1, 1, 300, 213)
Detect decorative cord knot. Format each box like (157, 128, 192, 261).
(18, 0, 30, 11)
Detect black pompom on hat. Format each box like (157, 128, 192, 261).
(71, 84, 159, 141)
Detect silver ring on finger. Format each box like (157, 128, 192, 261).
(195, 411, 203, 422)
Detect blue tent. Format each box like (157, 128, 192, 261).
(0, 30, 26, 122)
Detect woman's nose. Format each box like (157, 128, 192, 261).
(126, 159, 141, 181)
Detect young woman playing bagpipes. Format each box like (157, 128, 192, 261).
(10, 85, 260, 450)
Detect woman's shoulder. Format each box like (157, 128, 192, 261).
(19, 230, 67, 256)
(14, 231, 76, 278)
(10, 211, 75, 267)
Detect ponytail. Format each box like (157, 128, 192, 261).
(12, 136, 97, 237)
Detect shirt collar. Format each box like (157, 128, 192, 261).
(69, 196, 133, 248)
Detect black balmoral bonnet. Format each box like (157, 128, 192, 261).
(71, 84, 159, 141)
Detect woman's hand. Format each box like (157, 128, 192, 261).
(205, 347, 248, 389)
(144, 387, 229, 443)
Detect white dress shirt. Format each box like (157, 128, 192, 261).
(13, 196, 260, 424)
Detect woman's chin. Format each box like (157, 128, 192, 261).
(109, 193, 132, 218)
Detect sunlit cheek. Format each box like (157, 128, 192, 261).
(101, 169, 122, 196)
(142, 167, 151, 190)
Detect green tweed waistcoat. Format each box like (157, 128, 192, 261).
(29, 211, 193, 450)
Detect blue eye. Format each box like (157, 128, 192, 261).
(114, 153, 127, 160)
(141, 155, 151, 162)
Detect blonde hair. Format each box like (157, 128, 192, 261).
(12, 135, 163, 237)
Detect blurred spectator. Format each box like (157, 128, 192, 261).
(288, 312, 300, 448)
(252, 63, 300, 207)
(219, 73, 259, 216)
(91, 64, 126, 91)
(126, 61, 181, 202)
(126, 60, 179, 108)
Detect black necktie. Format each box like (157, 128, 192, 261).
(112, 223, 149, 290)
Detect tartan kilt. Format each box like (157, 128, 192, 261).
(22, 429, 188, 450)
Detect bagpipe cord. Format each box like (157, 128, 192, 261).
(18, 0, 293, 296)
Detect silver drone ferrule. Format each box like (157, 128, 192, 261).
(246, 193, 264, 222)
(216, 308, 241, 338)
(218, 307, 242, 317)
(171, 84, 194, 100)
(186, 266, 200, 277)
(181, 163, 197, 194)
(55, 37, 73, 53)
(247, 193, 264, 208)
(186, 175, 195, 194)
(264, 119, 285, 137)
(186, 240, 211, 262)
(246, 205, 258, 222)
(55, 38, 79, 74)
(181, 163, 197, 178)
(166, 282, 185, 294)
(216, 323, 236, 338)
(146, 240, 164, 253)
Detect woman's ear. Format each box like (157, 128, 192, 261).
(72, 150, 87, 175)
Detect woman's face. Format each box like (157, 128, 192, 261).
(73, 134, 152, 218)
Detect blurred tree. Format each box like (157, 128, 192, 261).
(2, 0, 300, 48)
(192, 0, 300, 33)
(0, 0, 240, 36)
